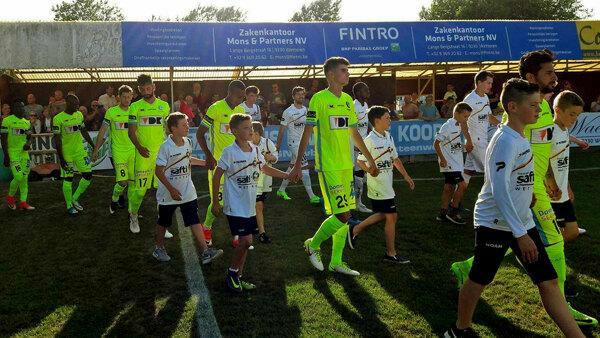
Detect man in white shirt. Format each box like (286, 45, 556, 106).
(98, 85, 118, 109)
(240, 86, 263, 124)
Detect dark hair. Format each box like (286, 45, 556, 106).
(367, 105, 390, 126)
(228, 80, 246, 93)
(519, 49, 555, 79)
(474, 70, 494, 85)
(553, 90, 584, 110)
(323, 57, 350, 74)
(500, 78, 540, 112)
(352, 82, 368, 97)
(245, 85, 259, 95)
(251, 121, 264, 136)
(229, 113, 251, 130)
(292, 86, 305, 96)
(166, 112, 187, 132)
(118, 85, 133, 96)
(453, 102, 472, 115)
(137, 74, 153, 86)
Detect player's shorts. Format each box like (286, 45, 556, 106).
(226, 215, 259, 236)
(318, 169, 356, 215)
(370, 198, 397, 214)
(464, 142, 486, 173)
(469, 226, 558, 285)
(256, 192, 268, 202)
(443, 171, 464, 185)
(551, 200, 577, 227)
(133, 150, 158, 189)
(112, 149, 135, 183)
(61, 149, 92, 178)
(157, 199, 200, 228)
(532, 194, 563, 246)
(8, 151, 31, 177)
(288, 142, 308, 168)
(207, 169, 224, 206)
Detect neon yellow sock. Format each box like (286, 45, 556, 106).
(330, 223, 349, 268)
(204, 202, 216, 229)
(545, 242, 566, 295)
(9, 177, 20, 197)
(128, 187, 146, 214)
(112, 183, 126, 202)
(310, 215, 346, 250)
(19, 176, 28, 201)
(63, 180, 73, 209)
(73, 178, 91, 201)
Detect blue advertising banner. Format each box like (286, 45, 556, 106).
(122, 21, 583, 67)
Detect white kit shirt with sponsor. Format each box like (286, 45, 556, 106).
(218, 141, 266, 218)
(464, 90, 491, 144)
(241, 102, 261, 122)
(256, 136, 278, 194)
(281, 104, 307, 146)
(357, 130, 398, 200)
(435, 118, 464, 173)
(550, 124, 570, 203)
(155, 136, 198, 205)
(354, 99, 369, 139)
(473, 124, 535, 237)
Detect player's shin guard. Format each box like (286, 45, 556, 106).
(310, 215, 346, 250)
(62, 180, 73, 208)
(279, 179, 289, 192)
(330, 223, 349, 267)
(9, 175, 21, 197)
(545, 242, 566, 295)
(112, 183, 126, 202)
(73, 178, 91, 201)
(127, 187, 146, 214)
(203, 202, 217, 229)
(19, 175, 28, 201)
(354, 176, 363, 205)
(302, 170, 315, 198)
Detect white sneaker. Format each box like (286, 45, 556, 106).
(578, 227, 587, 235)
(129, 214, 140, 233)
(303, 238, 324, 271)
(356, 203, 372, 213)
(329, 262, 360, 276)
(72, 200, 83, 211)
(248, 245, 255, 250)
(164, 229, 173, 239)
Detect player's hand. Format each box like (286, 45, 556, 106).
(289, 163, 302, 182)
(439, 158, 447, 168)
(367, 160, 379, 177)
(465, 141, 474, 153)
(576, 140, 590, 150)
(138, 146, 150, 158)
(59, 159, 69, 171)
(265, 154, 276, 163)
(91, 149, 98, 162)
(405, 176, 415, 190)
(169, 187, 182, 201)
(211, 203, 222, 217)
(3, 157, 9, 167)
(205, 154, 217, 170)
(530, 193, 537, 208)
(545, 183, 561, 201)
(568, 189, 574, 202)
(517, 234, 538, 263)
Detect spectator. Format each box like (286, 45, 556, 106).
(41, 106, 53, 133)
(305, 78, 320, 105)
(443, 84, 457, 101)
(173, 93, 184, 112)
(562, 79, 574, 91)
(192, 82, 208, 112)
(440, 97, 456, 118)
(29, 111, 42, 134)
(240, 85, 263, 123)
(208, 93, 220, 107)
(192, 108, 203, 127)
(51, 89, 66, 114)
(24, 94, 44, 118)
(383, 101, 399, 120)
(401, 95, 420, 119)
(1, 103, 10, 117)
(84, 102, 102, 131)
(98, 85, 117, 109)
(410, 92, 419, 104)
(420, 95, 440, 121)
(590, 94, 600, 112)
(160, 93, 169, 103)
(268, 83, 287, 122)
(179, 94, 195, 120)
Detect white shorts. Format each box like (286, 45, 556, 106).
(464, 142, 487, 173)
(289, 142, 308, 168)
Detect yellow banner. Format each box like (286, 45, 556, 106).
(576, 21, 600, 59)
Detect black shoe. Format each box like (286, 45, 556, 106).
(443, 325, 477, 338)
(446, 213, 466, 225)
(347, 224, 357, 249)
(109, 201, 119, 215)
(436, 213, 447, 222)
(383, 254, 410, 264)
(226, 269, 242, 293)
(118, 195, 127, 209)
(565, 283, 579, 298)
(258, 232, 272, 244)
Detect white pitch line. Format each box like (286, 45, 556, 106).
(175, 209, 222, 338)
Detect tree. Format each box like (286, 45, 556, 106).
(290, 0, 342, 22)
(179, 4, 247, 22)
(52, 0, 124, 21)
(419, 0, 591, 20)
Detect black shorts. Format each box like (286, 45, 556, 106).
(469, 226, 557, 285)
(157, 199, 200, 228)
(226, 215, 259, 236)
(256, 192, 268, 202)
(443, 171, 464, 185)
(551, 200, 577, 227)
(370, 198, 397, 214)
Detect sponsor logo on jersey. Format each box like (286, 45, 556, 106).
(114, 122, 128, 130)
(516, 171, 534, 184)
(65, 125, 81, 133)
(376, 159, 393, 170)
(139, 116, 163, 126)
(170, 165, 190, 176)
(450, 142, 462, 152)
(530, 126, 554, 144)
(11, 128, 27, 135)
(478, 114, 488, 121)
(557, 156, 569, 168)
(329, 116, 350, 129)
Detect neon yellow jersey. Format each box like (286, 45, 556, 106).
(104, 105, 134, 153)
(524, 99, 554, 196)
(201, 99, 245, 160)
(128, 98, 170, 152)
(1, 115, 31, 156)
(52, 111, 85, 154)
(307, 89, 357, 171)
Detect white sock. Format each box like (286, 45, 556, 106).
(279, 178, 289, 192)
(461, 172, 471, 186)
(302, 170, 315, 198)
(354, 175, 363, 205)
